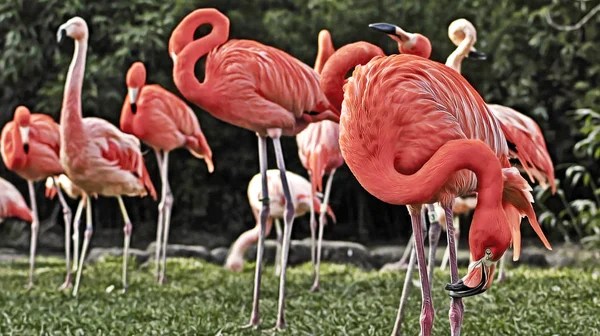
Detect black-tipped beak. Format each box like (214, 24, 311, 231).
(130, 103, 137, 114)
(467, 49, 487, 60)
(369, 23, 397, 35)
(57, 28, 66, 44)
(23, 144, 30, 154)
(445, 264, 489, 298)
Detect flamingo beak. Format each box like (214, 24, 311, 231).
(369, 23, 415, 44)
(128, 88, 139, 114)
(467, 48, 487, 60)
(57, 28, 66, 43)
(445, 259, 495, 298)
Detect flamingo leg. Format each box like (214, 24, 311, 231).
(443, 205, 464, 336)
(308, 174, 317, 278)
(153, 149, 165, 283)
(72, 198, 84, 272)
(426, 204, 441, 287)
(497, 254, 507, 282)
(440, 216, 460, 271)
(117, 196, 133, 293)
(312, 169, 336, 292)
(159, 151, 174, 284)
(398, 233, 414, 267)
(398, 206, 434, 336)
(391, 246, 416, 336)
(53, 178, 73, 290)
(73, 195, 93, 297)
(244, 135, 269, 328)
(26, 181, 39, 290)
(273, 136, 295, 330)
(391, 208, 427, 335)
(274, 218, 282, 277)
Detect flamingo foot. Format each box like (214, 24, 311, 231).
(58, 274, 73, 291)
(449, 298, 465, 336)
(496, 271, 507, 283)
(158, 275, 169, 285)
(26, 282, 34, 291)
(241, 315, 260, 329)
(311, 282, 320, 292)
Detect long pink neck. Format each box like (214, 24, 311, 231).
(445, 36, 473, 73)
(320, 42, 384, 111)
(314, 30, 335, 74)
(60, 37, 88, 143)
(347, 139, 503, 210)
(172, 9, 229, 108)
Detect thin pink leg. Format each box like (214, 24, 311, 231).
(159, 152, 173, 284)
(73, 195, 93, 297)
(496, 255, 507, 282)
(444, 205, 464, 336)
(53, 178, 73, 290)
(312, 169, 335, 292)
(26, 181, 39, 290)
(153, 149, 164, 283)
(117, 196, 133, 293)
(243, 135, 269, 328)
(273, 136, 296, 330)
(308, 173, 317, 277)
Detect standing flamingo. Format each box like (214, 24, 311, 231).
(120, 61, 214, 284)
(169, 8, 338, 329)
(56, 17, 157, 296)
(321, 40, 551, 336)
(225, 169, 335, 275)
(296, 29, 344, 292)
(0, 177, 33, 223)
(1, 106, 75, 289)
(45, 174, 85, 272)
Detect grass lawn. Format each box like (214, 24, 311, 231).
(0, 256, 598, 335)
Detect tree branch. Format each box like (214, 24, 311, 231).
(546, 3, 600, 31)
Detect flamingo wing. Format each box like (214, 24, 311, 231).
(0, 178, 33, 222)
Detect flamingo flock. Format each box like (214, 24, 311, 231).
(0, 8, 556, 336)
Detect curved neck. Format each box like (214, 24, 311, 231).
(60, 37, 88, 138)
(314, 30, 335, 74)
(350, 139, 503, 209)
(172, 9, 229, 107)
(320, 42, 384, 111)
(445, 36, 473, 73)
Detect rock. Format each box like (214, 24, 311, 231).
(87, 247, 149, 264)
(513, 250, 549, 267)
(371, 246, 406, 269)
(211, 247, 230, 265)
(146, 242, 211, 262)
(244, 240, 281, 265)
(319, 240, 374, 270)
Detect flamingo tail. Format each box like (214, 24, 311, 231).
(186, 132, 214, 173)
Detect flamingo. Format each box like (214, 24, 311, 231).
(169, 8, 339, 329)
(44, 174, 85, 272)
(225, 169, 335, 275)
(372, 21, 556, 284)
(321, 40, 551, 336)
(56, 17, 157, 296)
(0, 177, 33, 223)
(295, 29, 344, 292)
(1, 106, 75, 289)
(120, 61, 214, 284)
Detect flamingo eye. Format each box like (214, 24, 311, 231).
(485, 248, 492, 260)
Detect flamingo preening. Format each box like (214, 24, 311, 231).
(225, 170, 335, 275)
(1, 106, 74, 289)
(56, 17, 157, 296)
(120, 61, 214, 284)
(0, 177, 33, 223)
(321, 37, 551, 336)
(295, 29, 344, 292)
(169, 8, 339, 329)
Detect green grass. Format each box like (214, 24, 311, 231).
(0, 257, 599, 335)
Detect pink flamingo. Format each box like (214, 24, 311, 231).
(296, 29, 344, 292)
(169, 8, 338, 329)
(225, 169, 335, 275)
(56, 17, 157, 296)
(321, 40, 551, 335)
(1, 106, 75, 289)
(0, 177, 33, 223)
(120, 61, 214, 284)
(45, 174, 85, 272)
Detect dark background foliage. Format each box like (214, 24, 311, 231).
(1, 0, 599, 248)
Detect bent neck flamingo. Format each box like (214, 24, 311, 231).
(57, 17, 157, 296)
(295, 29, 344, 292)
(321, 40, 551, 335)
(225, 169, 335, 275)
(1, 106, 74, 289)
(120, 61, 214, 284)
(169, 8, 338, 329)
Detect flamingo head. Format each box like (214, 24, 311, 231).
(445, 205, 511, 298)
(448, 19, 487, 60)
(126, 62, 146, 114)
(57, 17, 88, 43)
(14, 106, 31, 154)
(369, 23, 432, 59)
